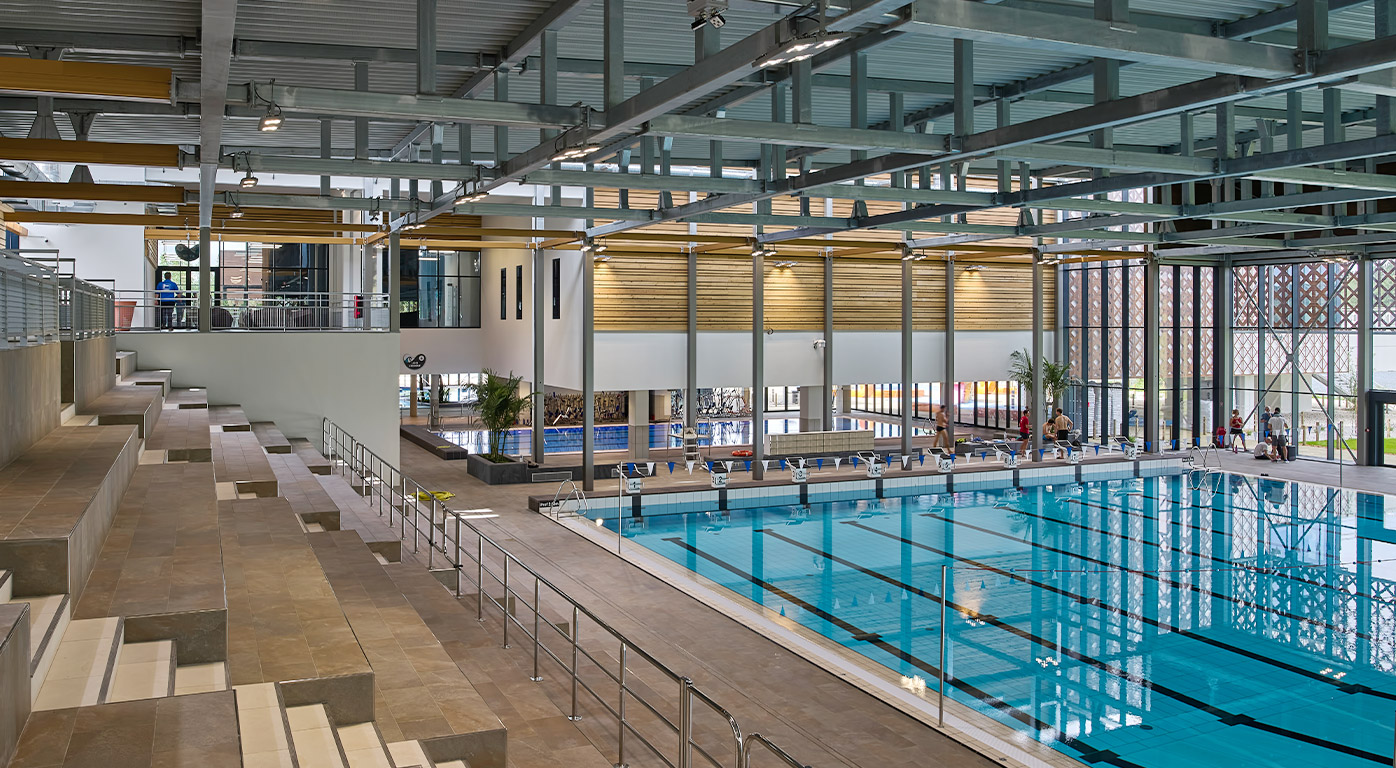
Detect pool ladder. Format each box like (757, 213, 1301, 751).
(544, 479, 589, 520)
(1184, 444, 1221, 491)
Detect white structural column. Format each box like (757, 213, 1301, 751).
(582, 248, 596, 491)
(629, 390, 649, 459)
(532, 247, 546, 462)
(752, 252, 766, 480)
(901, 254, 914, 455)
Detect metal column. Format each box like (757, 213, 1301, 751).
(198, 225, 211, 332)
(752, 251, 765, 480)
(583, 251, 596, 491)
(532, 247, 546, 463)
(1215, 265, 1234, 438)
(388, 231, 401, 333)
(686, 249, 697, 429)
(823, 254, 834, 431)
(945, 255, 956, 446)
(901, 255, 914, 455)
(1358, 256, 1374, 465)
(1032, 251, 1044, 456)
(1144, 258, 1161, 452)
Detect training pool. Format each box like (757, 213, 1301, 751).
(602, 470, 1396, 768)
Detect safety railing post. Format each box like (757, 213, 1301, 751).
(502, 556, 510, 649)
(569, 604, 580, 721)
(618, 642, 628, 768)
(476, 535, 484, 621)
(678, 677, 693, 768)
(939, 563, 948, 727)
(530, 578, 542, 682)
(427, 499, 436, 569)
(454, 514, 463, 599)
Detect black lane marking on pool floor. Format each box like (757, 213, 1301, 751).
(1061, 494, 1387, 605)
(828, 521, 1390, 764)
(917, 509, 1396, 702)
(657, 536, 1148, 768)
(982, 502, 1373, 640)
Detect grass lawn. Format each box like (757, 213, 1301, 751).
(1302, 438, 1392, 452)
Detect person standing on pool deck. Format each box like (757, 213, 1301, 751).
(1017, 409, 1032, 458)
(1053, 408, 1073, 442)
(1260, 406, 1272, 440)
(934, 405, 951, 451)
(1229, 409, 1247, 452)
(1269, 407, 1290, 461)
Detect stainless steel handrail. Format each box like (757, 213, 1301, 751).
(322, 417, 815, 768)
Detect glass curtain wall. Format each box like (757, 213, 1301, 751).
(849, 382, 1018, 431)
(1064, 261, 1215, 447)
(1233, 262, 1359, 460)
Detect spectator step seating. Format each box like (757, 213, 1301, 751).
(113, 350, 136, 378)
(251, 421, 293, 454)
(143, 388, 212, 464)
(4, 348, 530, 768)
(290, 437, 334, 476)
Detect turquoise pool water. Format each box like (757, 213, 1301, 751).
(608, 473, 1396, 768)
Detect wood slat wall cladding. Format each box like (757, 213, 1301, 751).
(595, 254, 1055, 331)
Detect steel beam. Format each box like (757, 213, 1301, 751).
(646, 113, 946, 152)
(221, 82, 589, 129)
(907, 0, 1298, 77)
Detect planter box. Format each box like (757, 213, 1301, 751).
(467, 453, 531, 485)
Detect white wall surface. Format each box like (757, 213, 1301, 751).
(20, 202, 149, 293)
(591, 330, 1055, 391)
(120, 332, 400, 463)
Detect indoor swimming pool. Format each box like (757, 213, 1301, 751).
(435, 416, 927, 455)
(604, 472, 1396, 768)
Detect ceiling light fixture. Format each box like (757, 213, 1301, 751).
(239, 171, 259, 189)
(965, 264, 986, 272)
(756, 31, 849, 69)
(551, 144, 602, 163)
(258, 105, 283, 132)
(774, 260, 797, 268)
(230, 205, 244, 219)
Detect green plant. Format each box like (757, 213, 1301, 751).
(466, 369, 534, 462)
(1008, 349, 1078, 415)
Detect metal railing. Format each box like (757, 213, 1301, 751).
(61, 277, 116, 340)
(0, 250, 60, 347)
(114, 290, 391, 331)
(321, 418, 814, 768)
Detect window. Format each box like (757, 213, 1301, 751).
(551, 258, 561, 320)
(516, 264, 523, 319)
(400, 249, 481, 328)
(499, 268, 507, 320)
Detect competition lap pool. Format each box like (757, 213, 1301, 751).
(603, 472, 1396, 768)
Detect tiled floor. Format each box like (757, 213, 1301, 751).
(217, 497, 370, 686)
(9, 690, 240, 768)
(0, 426, 137, 540)
(74, 462, 224, 620)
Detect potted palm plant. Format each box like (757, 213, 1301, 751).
(1008, 349, 1078, 421)
(464, 369, 535, 484)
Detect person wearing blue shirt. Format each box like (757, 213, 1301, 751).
(156, 271, 179, 329)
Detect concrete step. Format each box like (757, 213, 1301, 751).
(32, 616, 122, 710)
(59, 403, 76, 422)
(337, 722, 393, 768)
(235, 682, 295, 768)
(5, 592, 71, 695)
(174, 660, 228, 696)
(387, 740, 434, 768)
(0, 571, 10, 604)
(107, 639, 175, 702)
(435, 761, 468, 768)
(287, 703, 348, 768)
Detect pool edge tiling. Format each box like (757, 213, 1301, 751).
(562, 465, 1396, 768)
